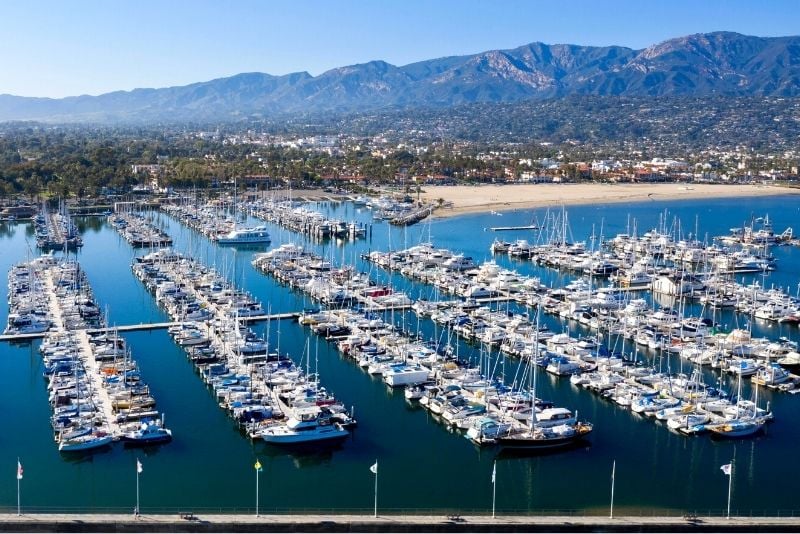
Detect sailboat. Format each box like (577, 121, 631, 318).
(496, 310, 593, 451)
(706, 370, 766, 439)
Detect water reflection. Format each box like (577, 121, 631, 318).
(254, 442, 340, 469)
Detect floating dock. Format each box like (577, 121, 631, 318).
(0, 313, 302, 342)
(490, 225, 539, 231)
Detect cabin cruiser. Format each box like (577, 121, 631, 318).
(258, 410, 349, 445)
(217, 226, 272, 244)
(120, 419, 173, 445)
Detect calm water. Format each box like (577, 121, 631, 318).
(1, 195, 799, 515)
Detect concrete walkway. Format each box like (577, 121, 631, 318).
(2, 513, 800, 532)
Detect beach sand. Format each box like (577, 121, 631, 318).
(420, 183, 800, 218)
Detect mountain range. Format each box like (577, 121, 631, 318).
(1, 31, 799, 123)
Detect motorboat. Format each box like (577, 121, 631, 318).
(217, 226, 271, 244)
(258, 412, 349, 445)
(120, 420, 173, 445)
(465, 416, 513, 445)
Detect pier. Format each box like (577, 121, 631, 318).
(0, 313, 301, 342)
(74, 330, 121, 436)
(490, 224, 539, 231)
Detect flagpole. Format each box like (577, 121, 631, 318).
(609, 460, 616, 519)
(256, 463, 260, 517)
(136, 459, 140, 518)
(726, 461, 733, 520)
(491, 461, 496, 519)
(17, 457, 20, 517)
(373, 459, 378, 518)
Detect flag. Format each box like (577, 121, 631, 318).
(720, 463, 731, 476)
(370, 461, 378, 475)
(254, 459, 262, 471)
(17, 460, 23, 480)
(491, 462, 496, 484)
(137, 459, 143, 474)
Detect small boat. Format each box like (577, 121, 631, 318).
(120, 420, 173, 445)
(465, 416, 513, 445)
(58, 432, 114, 452)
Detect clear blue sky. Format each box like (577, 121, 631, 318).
(2, 0, 798, 98)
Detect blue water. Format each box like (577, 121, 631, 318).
(1, 195, 799, 515)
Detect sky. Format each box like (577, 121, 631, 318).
(2, 0, 799, 98)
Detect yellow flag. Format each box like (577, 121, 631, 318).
(254, 459, 262, 471)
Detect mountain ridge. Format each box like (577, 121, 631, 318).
(2, 31, 799, 122)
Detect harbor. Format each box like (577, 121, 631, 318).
(5, 255, 171, 451)
(2, 194, 800, 515)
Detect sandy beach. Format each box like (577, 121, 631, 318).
(420, 183, 800, 218)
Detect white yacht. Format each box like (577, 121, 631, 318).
(382, 364, 430, 387)
(258, 413, 349, 445)
(217, 226, 271, 244)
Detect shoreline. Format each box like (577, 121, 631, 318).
(420, 183, 800, 219)
(1, 513, 799, 532)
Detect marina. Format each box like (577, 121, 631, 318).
(5, 255, 170, 452)
(131, 248, 356, 445)
(34, 203, 83, 251)
(2, 194, 800, 515)
(109, 209, 173, 247)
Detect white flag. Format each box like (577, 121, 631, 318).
(491, 462, 496, 484)
(720, 463, 731, 476)
(370, 461, 378, 474)
(137, 459, 143, 474)
(17, 460, 23, 480)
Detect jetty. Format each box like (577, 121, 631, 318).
(390, 205, 435, 226)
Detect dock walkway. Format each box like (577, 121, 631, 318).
(0, 313, 301, 342)
(74, 330, 121, 436)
